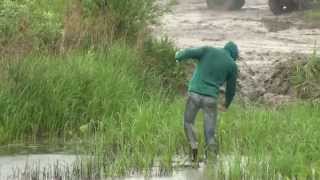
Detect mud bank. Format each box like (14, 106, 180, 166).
(155, 0, 320, 102)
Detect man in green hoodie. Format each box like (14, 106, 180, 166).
(175, 41, 239, 163)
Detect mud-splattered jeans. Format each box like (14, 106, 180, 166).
(184, 92, 218, 155)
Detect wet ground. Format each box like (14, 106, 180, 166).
(154, 0, 320, 102)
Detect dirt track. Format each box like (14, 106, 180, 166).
(156, 0, 320, 101)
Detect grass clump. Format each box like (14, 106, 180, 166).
(290, 52, 320, 100)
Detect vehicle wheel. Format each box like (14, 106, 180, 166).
(206, 0, 223, 9)
(269, 0, 298, 15)
(206, 0, 245, 10)
(228, 0, 245, 10)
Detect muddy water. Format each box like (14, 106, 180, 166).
(155, 0, 320, 102)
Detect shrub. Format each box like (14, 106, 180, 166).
(81, 0, 161, 38)
(0, 0, 165, 56)
(0, 0, 63, 55)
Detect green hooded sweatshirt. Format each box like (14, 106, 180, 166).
(175, 41, 238, 108)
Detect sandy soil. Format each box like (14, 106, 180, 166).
(155, 0, 320, 101)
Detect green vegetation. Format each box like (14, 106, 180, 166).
(0, 41, 185, 144)
(0, 0, 65, 55)
(0, 0, 163, 56)
(0, 43, 188, 177)
(92, 101, 320, 177)
(291, 52, 320, 100)
(2, 98, 320, 178)
(215, 102, 320, 178)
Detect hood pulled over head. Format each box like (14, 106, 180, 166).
(224, 41, 239, 61)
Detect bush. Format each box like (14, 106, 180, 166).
(0, 0, 63, 55)
(0, 0, 165, 56)
(81, 0, 161, 39)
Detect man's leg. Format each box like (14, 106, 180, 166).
(184, 92, 200, 161)
(202, 96, 218, 159)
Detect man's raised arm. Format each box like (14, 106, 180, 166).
(175, 47, 206, 62)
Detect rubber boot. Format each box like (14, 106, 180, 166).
(191, 148, 199, 168)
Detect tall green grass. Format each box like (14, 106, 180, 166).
(0, 42, 159, 143)
(215, 102, 320, 178)
(91, 97, 187, 176)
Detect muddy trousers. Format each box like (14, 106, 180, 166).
(184, 92, 218, 156)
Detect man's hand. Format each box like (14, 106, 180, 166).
(175, 51, 180, 63)
(218, 105, 227, 112)
(175, 50, 181, 57)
